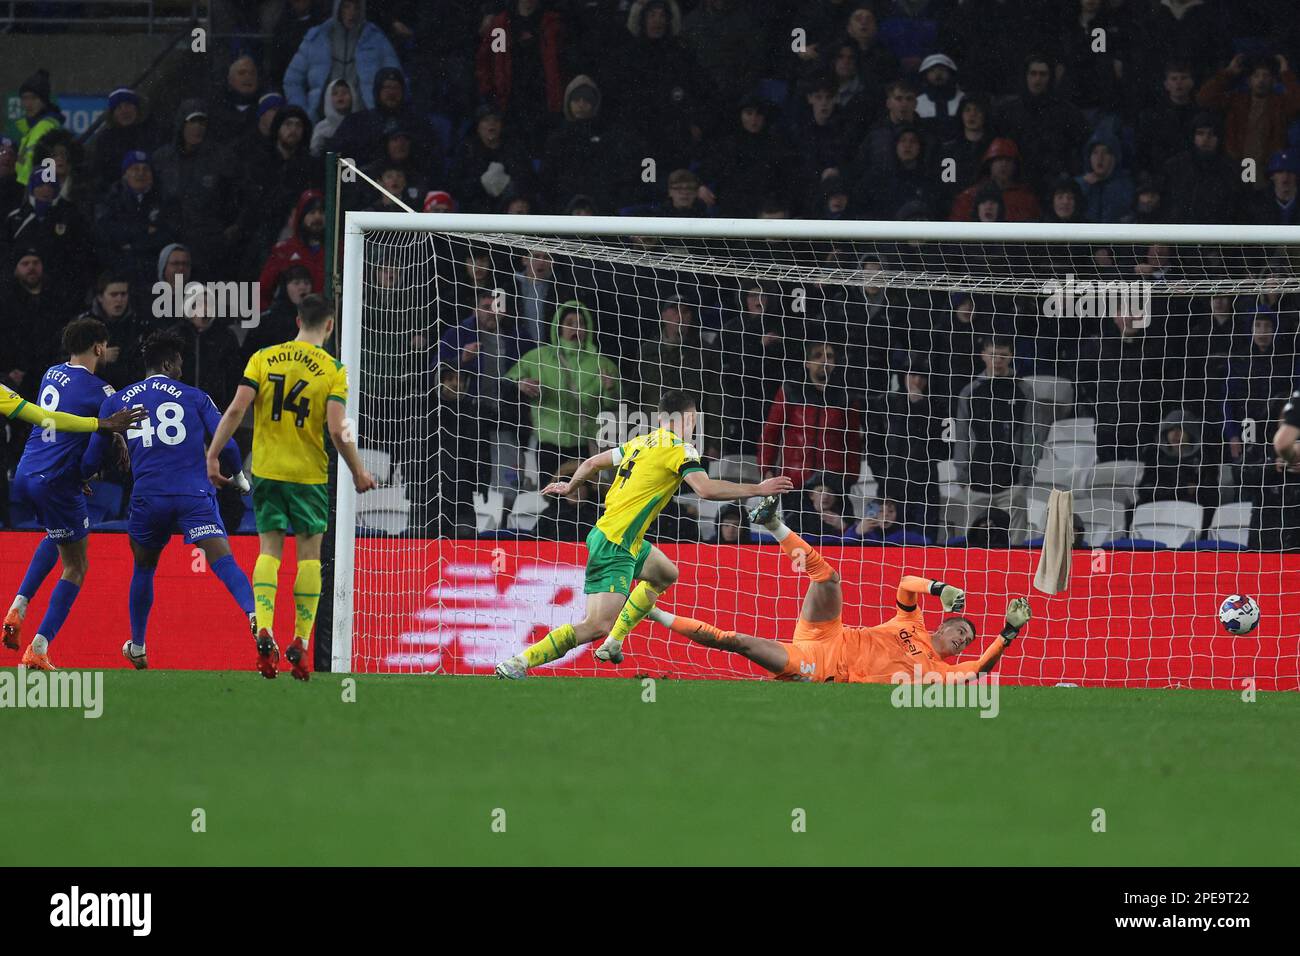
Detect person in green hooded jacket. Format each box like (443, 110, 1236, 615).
(507, 298, 620, 483)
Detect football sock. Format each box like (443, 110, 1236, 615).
(34, 579, 80, 643)
(32, 635, 48, 655)
(128, 566, 156, 647)
(212, 554, 255, 616)
(253, 554, 281, 632)
(17, 538, 59, 604)
(520, 623, 577, 669)
(293, 559, 322, 644)
(8, 594, 29, 617)
(662, 614, 738, 648)
(776, 529, 834, 582)
(606, 582, 661, 645)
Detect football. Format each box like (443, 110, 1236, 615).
(1218, 595, 1261, 635)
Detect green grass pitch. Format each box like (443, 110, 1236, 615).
(3, 671, 1297, 866)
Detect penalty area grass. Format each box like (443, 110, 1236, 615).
(1, 670, 1296, 866)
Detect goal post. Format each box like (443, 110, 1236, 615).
(333, 211, 1300, 688)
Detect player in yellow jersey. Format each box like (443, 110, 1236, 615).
(205, 294, 375, 681)
(1, 382, 143, 433)
(495, 391, 792, 679)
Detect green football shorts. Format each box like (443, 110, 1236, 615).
(583, 526, 652, 595)
(252, 476, 330, 536)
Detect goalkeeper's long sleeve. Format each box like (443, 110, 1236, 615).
(896, 575, 934, 608)
(15, 403, 100, 433)
(934, 637, 1010, 678)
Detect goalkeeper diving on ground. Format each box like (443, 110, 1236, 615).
(647, 495, 1031, 683)
(495, 391, 793, 679)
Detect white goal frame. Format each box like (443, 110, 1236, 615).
(333, 211, 1300, 673)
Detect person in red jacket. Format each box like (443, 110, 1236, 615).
(758, 341, 863, 492)
(257, 189, 324, 311)
(948, 137, 1041, 222)
(476, 0, 566, 137)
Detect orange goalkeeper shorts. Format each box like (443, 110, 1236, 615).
(776, 615, 846, 682)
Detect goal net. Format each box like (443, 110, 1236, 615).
(335, 214, 1300, 690)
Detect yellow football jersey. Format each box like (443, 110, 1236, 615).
(596, 427, 706, 553)
(1, 384, 30, 421)
(241, 341, 348, 484)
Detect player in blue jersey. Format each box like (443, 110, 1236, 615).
(4, 318, 123, 670)
(83, 331, 259, 672)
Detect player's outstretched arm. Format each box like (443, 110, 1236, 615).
(682, 470, 793, 501)
(541, 449, 615, 497)
(12, 401, 144, 435)
(897, 575, 965, 612)
(206, 385, 255, 486)
(325, 399, 376, 492)
(942, 597, 1032, 677)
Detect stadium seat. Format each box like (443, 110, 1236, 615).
(358, 447, 392, 485)
(1026, 487, 1051, 536)
(1032, 454, 1089, 491)
(1102, 538, 1167, 550)
(711, 455, 760, 484)
(1089, 459, 1144, 506)
(1180, 539, 1247, 551)
(848, 479, 879, 518)
(1046, 417, 1096, 447)
(506, 491, 549, 533)
(358, 486, 412, 535)
(473, 490, 505, 533)
(936, 459, 960, 500)
(1130, 500, 1204, 548)
(1021, 375, 1075, 409)
(1072, 492, 1129, 547)
(1207, 501, 1252, 547)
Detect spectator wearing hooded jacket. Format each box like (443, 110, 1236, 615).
(4, 167, 94, 292)
(540, 75, 635, 213)
(914, 53, 963, 141)
(1163, 111, 1242, 225)
(244, 263, 314, 359)
(258, 189, 325, 311)
(93, 150, 180, 299)
(269, 0, 329, 88)
(1136, 410, 1225, 520)
(948, 137, 1040, 221)
(309, 79, 355, 157)
(151, 99, 244, 279)
(327, 66, 440, 173)
(759, 341, 863, 492)
(476, 0, 567, 140)
(1074, 126, 1135, 224)
(697, 95, 795, 218)
(1222, 310, 1298, 463)
(283, 0, 401, 122)
(240, 106, 321, 270)
(90, 87, 161, 193)
(860, 124, 937, 219)
(14, 69, 64, 188)
(609, 1, 704, 173)
(506, 298, 620, 483)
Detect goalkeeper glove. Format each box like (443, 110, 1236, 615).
(930, 580, 966, 612)
(1000, 597, 1032, 644)
(232, 471, 251, 494)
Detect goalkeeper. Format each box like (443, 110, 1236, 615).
(647, 495, 1031, 682)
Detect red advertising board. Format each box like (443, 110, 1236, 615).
(3, 533, 1298, 689)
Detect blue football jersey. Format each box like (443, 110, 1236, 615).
(86, 375, 238, 497)
(16, 363, 115, 482)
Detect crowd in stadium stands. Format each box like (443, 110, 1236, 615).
(4, 0, 1300, 548)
